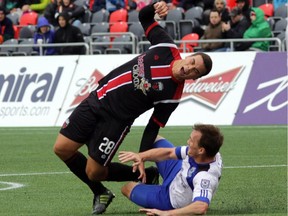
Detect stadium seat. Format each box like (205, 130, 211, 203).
(0, 38, 19, 56)
(258, 3, 274, 19)
(179, 20, 195, 39)
(179, 33, 199, 53)
(128, 22, 144, 42)
(91, 22, 110, 34)
(12, 38, 38, 56)
(13, 25, 19, 39)
(19, 11, 38, 26)
(91, 35, 110, 54)
(19, 25, 35, 39)
(128, 10, 139, 22)
(109, 9, 128, 23)
(274, 18, 287, 32)
(78, 23, 91, 36)
(7, 13, 19, 25)
(184, 6, 203, 25)
(110, 21, 128, 33)
(166, 8, 184, 24)
(105, 34, 132, 54)
(91, 10, 110, 23)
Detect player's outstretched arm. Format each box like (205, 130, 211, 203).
(139, 201, 209, 216)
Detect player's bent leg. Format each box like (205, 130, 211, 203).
(86, 156, 109, 181)
(121, 181, 139, 199)
(53, 133, 83, 161)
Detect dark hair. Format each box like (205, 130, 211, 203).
(193, 124, 224, 157)
(191, 52, 213, 76)
(210, 8, 221, 16)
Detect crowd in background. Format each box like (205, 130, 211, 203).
(0, 0, 286, 55)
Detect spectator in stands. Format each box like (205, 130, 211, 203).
(221, 6, 250, 50)
(200, 9, 224, 51)
(45, 0, 85, 27)
(0, 6, 14, 44)
(91, 0, 106, 12)
(176, 0, 204, 11)
(214, 0, 230, 23)
(236, 7, 272, 51)
(33, 16, 56, 55)
(54, 12, 85, 55)
(44, 0, 61, 26)
(236, 0, 251, 24)
(106, 0, 125, 13)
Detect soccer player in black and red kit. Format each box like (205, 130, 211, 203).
(53, 1, 213, 215)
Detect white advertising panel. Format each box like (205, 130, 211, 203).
(0, 56, 78, 126)
(56, 52, 255, 126)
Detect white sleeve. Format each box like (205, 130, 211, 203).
(192, 171, 219, 205)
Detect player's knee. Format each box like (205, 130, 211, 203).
(121, 184, 129, 198)
(86, 164, 108, 181)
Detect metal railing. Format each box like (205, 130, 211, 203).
(0, 36, 284, 56)
(89, 32, 137, 54)
(139, 37, 283, 52)
(0, 42, 90, 56)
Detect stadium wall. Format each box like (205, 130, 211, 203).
(0, 52, 287, 126)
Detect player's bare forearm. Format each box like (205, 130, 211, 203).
(119, 147, 176, 164)
(139, 201, 209, 216)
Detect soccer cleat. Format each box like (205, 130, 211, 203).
(92, 189, 115, 215)
(146, 166, 159, 185)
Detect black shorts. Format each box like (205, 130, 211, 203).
(60, 99, 131, 166)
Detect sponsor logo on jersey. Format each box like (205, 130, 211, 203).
(132, 53, 151, 95)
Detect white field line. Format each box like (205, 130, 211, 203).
(0, 164, 287, 177)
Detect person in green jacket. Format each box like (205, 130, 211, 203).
(22, 0, 51, 14)
(236, 7, 272, 51)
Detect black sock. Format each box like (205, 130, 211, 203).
(106, 162, 158, 182)
(106, 162, 139, 181)
(64, 152, 106, 194)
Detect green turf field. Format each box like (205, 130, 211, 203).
(0, 126, 287, 216)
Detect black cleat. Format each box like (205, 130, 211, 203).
(146, 166, 159, 185)
(92, 189, 115, 215)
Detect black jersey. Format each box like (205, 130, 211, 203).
(88, 4, 183, 127)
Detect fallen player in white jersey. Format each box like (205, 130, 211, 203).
(119, 124, 224, 215)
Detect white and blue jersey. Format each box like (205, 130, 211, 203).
(169, 146, 222, 208)
(130, 139, 223, 210)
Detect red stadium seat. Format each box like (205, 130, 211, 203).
(109, 9, 128, 23)
(179, 33, 199, 52)
(13, 25, 19, 39)
(259, 3, 274, 19)
(19, 11, 38, 26)
(110, 21, 128, 33)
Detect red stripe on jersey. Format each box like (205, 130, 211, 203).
(97, 72, 132, 99)
(145, 22, 158, 37)
(174, 82, 184, 99)
(151, 66, 172, 79)
(170, 47, 181, 60)
(152, 116, 165, 127)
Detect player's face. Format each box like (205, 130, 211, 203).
(187, 130, 202, 157)
(181, 55, 206, 80)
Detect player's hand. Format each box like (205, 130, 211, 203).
(139, 208, 167, 216)
(153, 1, 168, 19)
(119, 151, 147, 183)
(119, 151, 141, 166)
